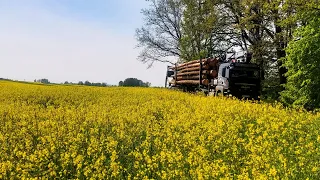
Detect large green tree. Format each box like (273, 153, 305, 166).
(119, 78, 151, 87)
(280, 2, 320, 109)
(180, 0, 218, 60)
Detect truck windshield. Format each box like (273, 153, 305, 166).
(230, 69, 259, 78)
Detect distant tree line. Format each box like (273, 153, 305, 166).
(65, 81, 109, 87)
(35, 79, 50, 84)
(3, 77, 151, 88)
(119, 78, 151, 87)
(33, 79, 110, 87)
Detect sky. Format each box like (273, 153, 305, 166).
(0, 0, 169, 86)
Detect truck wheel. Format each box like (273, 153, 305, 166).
(254, 96, 261, 101)
(204, 91, 209, 96)
(215, 91, 222, 97)
(183, 87, 187, 92)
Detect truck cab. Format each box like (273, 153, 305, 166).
(213, 63, 230, 95)
(213, 62, 261, 99)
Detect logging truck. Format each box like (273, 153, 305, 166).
(165, 55, 261, 100)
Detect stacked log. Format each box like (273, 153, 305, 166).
(171, 58, 219, 86)
(177, 70, 209, 76)
(176, 75, 206, 80)
(174, 79, 209, 86)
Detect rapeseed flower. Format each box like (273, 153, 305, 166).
(0, 81, 319, 179)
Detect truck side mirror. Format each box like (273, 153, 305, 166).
(167, 71, 174, 77)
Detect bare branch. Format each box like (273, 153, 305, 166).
(136, 0, 183, 66)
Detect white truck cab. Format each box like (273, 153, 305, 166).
(212, 63, 230, 95)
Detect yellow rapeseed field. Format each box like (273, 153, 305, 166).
(0, 80, 319, 179)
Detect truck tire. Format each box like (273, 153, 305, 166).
(215, 91, 222, 97)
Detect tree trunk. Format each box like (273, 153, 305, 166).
(276, 25, 287, 85)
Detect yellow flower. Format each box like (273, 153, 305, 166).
(312, 167, 318, 172)
(0, 80, 319, 179)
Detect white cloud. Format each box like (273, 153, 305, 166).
(0, 1, 168, 86)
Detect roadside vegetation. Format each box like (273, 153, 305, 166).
(136, 0, 320, 110)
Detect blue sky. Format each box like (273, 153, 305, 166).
(0, 0, 168, 86)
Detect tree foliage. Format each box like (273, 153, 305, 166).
(119, 78, 151, 87)
(64, 81, 108, 87)
(280, 3, 320, 110)
(35, 79, 50, 84)
(137, 0, 320, 108)
(180, 0, 218, 60)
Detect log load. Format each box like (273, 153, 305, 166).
(176, 59, 206, 67)
(171, 59, 207, 69)
(176, 70, 216, 78)
(177, 64, 210, 72)
(170, 58, 219, 70)
(174, 62, 207, 71)
(168, 57, 220, 86)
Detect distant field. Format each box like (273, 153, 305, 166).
(0, 80, 319, 179)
